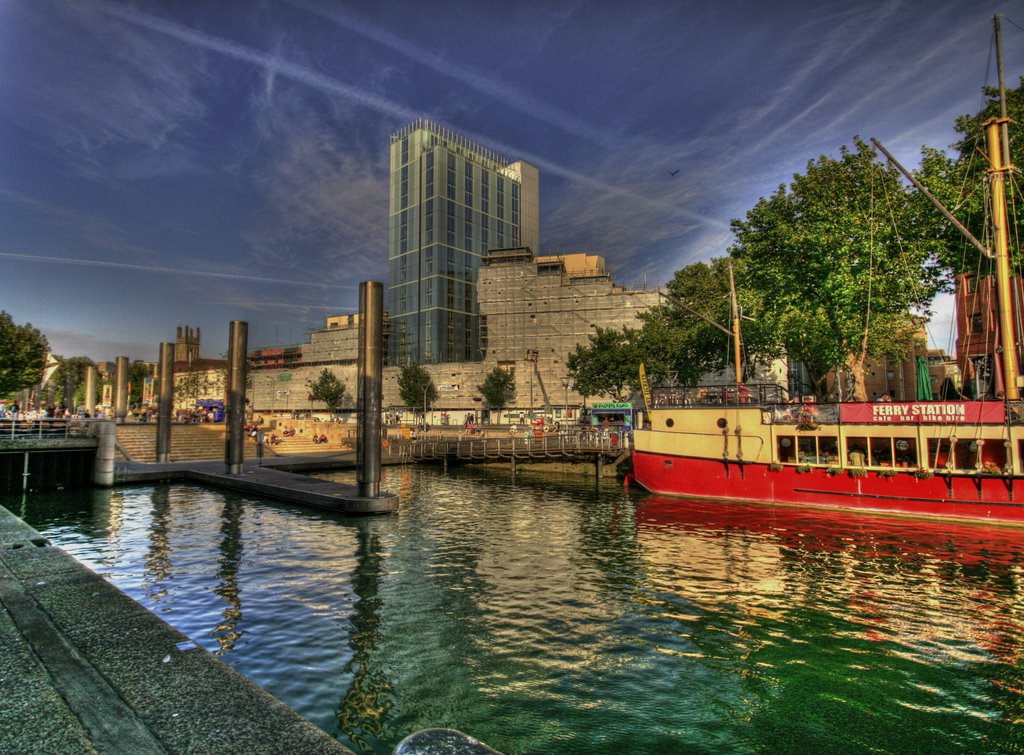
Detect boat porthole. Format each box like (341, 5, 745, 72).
(666, 418, 674, 428)
(663, 460, 672, 467)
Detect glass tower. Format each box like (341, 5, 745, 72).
(388, 119, 539, 365)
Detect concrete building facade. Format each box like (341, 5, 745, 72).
(388, 119, 540, 366)
(246, 249, 661, 424)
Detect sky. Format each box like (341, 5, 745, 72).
(2, 0, 1023, 363)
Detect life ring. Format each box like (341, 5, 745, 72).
(382, 439, 389, 449)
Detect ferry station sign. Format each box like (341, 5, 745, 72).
(839, 401, 1005, 424)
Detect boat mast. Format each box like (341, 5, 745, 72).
(985, 116, 1019, 400)
(990, 13, 1020, 401)
(728, 261, 742, 385)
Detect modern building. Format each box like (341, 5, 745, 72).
(388, 119, 539, 366)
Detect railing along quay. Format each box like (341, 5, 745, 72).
(0, 417, 101, 442)
(385, 430, 632, 466)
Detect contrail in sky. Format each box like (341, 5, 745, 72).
(0, 252, 355, 290)
(101, 3, 727, 231)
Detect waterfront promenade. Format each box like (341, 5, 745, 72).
(0, 504, 353, 754)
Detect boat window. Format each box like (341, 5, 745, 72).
(893, 438, 918, 468)
(984, 440, 1008, 471)
(798, 437, 817, 463)
(819, 436, 839, 465)
(777, 436, 796, 463)
(954, 439, 979, 471)
(869, 437, 893, 467)
(927, 438, 952, 469)
(846, 437, 868, 466)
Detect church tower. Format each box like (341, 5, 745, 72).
(175, 325, 201, 363)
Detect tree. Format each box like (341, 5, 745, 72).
(916, 77, 1024, 279)
(730, 138, 942, 401)
(566, 327, 640, 401)
(398, 363, 436, 415)
(0, 311, 49, 399)
(307, 368, 347, 414)
(49, 356, 95, 408)
(634, 257, 783, 385)
(128, 360, 151, 408)
(477, 366, 515, 408)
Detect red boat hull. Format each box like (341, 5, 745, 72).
(631, 451, 1024, 524)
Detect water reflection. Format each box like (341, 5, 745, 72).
(10, 471, 1024, 753)
(334, 521, 389, 750)
(213, 496, 244, 654)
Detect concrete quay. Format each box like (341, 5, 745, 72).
(0, 505, 353, 754)
(113, 453, 398, 514)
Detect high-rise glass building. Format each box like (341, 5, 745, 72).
(388, 119, 539, 365)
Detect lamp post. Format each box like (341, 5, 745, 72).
(562, 376, 571, 418)
(422, 384, 428, 429)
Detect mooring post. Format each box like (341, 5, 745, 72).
(84, 365, 97, 417)
(357, 281, 384, 498)
(224, 321, 248, 475)
(114, 356, 129, 424)
(156, 342, 174, 463)
(94, 421, 115, 486)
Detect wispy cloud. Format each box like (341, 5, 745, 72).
(0, 251, 357, 291)
(0, 1, 209, 179)
(283, 0, 613, 145)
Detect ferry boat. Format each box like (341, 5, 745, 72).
(631, 384, 1024, 523)
(631, 17, 1024, 524)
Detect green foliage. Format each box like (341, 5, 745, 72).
(477, 366, 515, 408)
(566, 327, 639, 401)
(128, 361, 151, 407)
(635, 258, 783, 385)
(917, 77, 1024, 279)
(307, 368, 347, 413)
(398, 363, 436, 412)
(0, 311, 49, 399)
(49, 356, 95, 408)
(730, 138, 940, 400)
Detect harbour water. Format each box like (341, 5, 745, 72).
(9, 466, 1024, 753)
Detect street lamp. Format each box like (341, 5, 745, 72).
(422, 385, 428, 429)
(561, 376, 571, 418)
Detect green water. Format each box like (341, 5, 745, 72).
(7, 466, 1024, 753)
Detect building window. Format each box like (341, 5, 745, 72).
(425, 152, 434, 199)
(464, 162, 473, 208)
(971, 313, 984, 334)
(447, 201, 456, 246)
(447, 155, 456, 200)
(401, 137, 408, 165)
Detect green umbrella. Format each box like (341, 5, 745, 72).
(916, 356, 932, 401)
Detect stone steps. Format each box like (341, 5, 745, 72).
(115, 425, 259, 463)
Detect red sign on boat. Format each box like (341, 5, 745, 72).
(839, 401, 1005, 424)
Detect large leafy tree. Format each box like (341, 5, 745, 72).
(398, 363, 436, 414)
(916, 76, 1024, 278)
(566, 327, 639, 401)
(307, 368, 347, 413)
(635, 257, 782, 385)
(730, 138, 942, 401)
(128, 360, 151, 407)
(477, 366, 515, 409)
(0, 311, 49, 399)
(50, 356, 95, 408)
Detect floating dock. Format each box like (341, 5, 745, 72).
(114, 454, 398, 514)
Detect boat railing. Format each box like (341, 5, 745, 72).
(768, 403, 840, 425)
(650, 383, 787, 408)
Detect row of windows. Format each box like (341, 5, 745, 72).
(776, 433, 1008, 471)
(393, 203, 518, 254)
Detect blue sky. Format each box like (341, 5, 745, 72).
(2, 0, 1022, 362)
